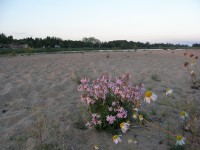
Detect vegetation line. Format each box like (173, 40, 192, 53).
(1, 33, 200, 55)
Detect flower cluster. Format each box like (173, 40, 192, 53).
(78, 74, 144, 131)
(79, 74, 190, 147)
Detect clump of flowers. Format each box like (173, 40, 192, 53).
(78, 74, 144, 132)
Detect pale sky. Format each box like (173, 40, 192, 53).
(0, 0, 200, 45)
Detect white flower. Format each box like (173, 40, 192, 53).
(190, 70, 195, 75)
(85, 122, 92, 129)
(120, 122, 130, 133)
(133, 113, 138, 119)
(128, 138, 133, 143)
(133, 108, 138, 112)
(139, 115, 144, 121)
(113, 135, 121, 144)
(94, 144, 99, 150)
(180, 111, 189, 120)
(176, 135, 186, 145)
(144, 91, 157, 104)
(166, 89, 173, 96)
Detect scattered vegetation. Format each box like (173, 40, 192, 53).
(183, 52, 200, 88)
(71, 71, 81, 85)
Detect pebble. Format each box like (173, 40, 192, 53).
(2, 109, 7, 113)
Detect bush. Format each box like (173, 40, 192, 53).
(78, 74, 144, 133)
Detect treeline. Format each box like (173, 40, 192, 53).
(1, 33, 200, 50)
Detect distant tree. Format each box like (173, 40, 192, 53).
(0, 32, 192, 50)
(82, 37, 101, 48)
(0, 33, 8, 43)
(192, 43, 200, 48)
(82, 37, 101, 44)
(145, 42, 150, 49)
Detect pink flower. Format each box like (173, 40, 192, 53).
(116, 107, 124, 112)
(80, 77, 90, 84)
(118, 90, 125, 98)
(116, 78, 123, 85)
(92, 113, 100, 118)
(116, 107, 127, 118)
(86, 97, 94, 105)
(122, 73, 129, 81)
(114, 87, 120, 94)
(78, 85, 84, 91)
(108, 82, 115, 89)
(121, 110, 127, 118)
(112, 102, 117, 106)
(81, 94, 88, 101)
(91, 113, 101, 125)
(97, 120, 102, 125)
(106, 115, 116, 124)
(86, 122, 92, 129)
(116, 113, 123, 118)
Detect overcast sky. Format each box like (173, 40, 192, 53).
(0, 0, 200, 45)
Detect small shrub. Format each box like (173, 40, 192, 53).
(74, 116, 87, 130)
(151, 109, 157, 116)
(71, 71, 81, 84)
(78, 74, 144, 133)
(151, 74, 161, 82)
(183, 52, 200, 88)
(11, 51, 16, 56)
(24, 47, 33, 55)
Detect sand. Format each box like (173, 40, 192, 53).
(0, 50, 200, 150)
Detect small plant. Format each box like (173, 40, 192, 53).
(161, 110, 167, 118)
(106, 54, 110, 58)
(151, 108, 157, 116)
(71, 71, 81, 84)
(30, 107, 48, 149)
(183, 52, 200, 88)
(170, 145, 185, 150)
(39, 143, 59, 150)
(74, 116, 87, 130)
(24, 47, 33, 55)
(11, 51, 16, 56)
(151, 73, 161, 82)
(78, 74, 144, 133)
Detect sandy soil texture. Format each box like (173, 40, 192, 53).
(0, 50, 200, 150)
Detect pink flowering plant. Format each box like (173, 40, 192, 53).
(78, 74, 144, 133)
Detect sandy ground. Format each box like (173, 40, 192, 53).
(0, 50, 200, 150)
